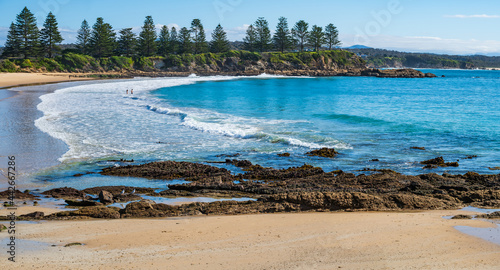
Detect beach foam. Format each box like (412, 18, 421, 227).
(35, 75, 347, 163)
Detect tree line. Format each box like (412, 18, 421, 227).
(2, 6, 340, 59)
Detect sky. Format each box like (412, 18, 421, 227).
(1, 0, 500, 55)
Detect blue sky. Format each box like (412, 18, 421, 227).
(1, 0, 500, 55)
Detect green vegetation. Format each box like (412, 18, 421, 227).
(40, 12, 63, 58)
(138, 16, 157, 56)
(0, 49, 359, 73)
(2, 6, 343, 66)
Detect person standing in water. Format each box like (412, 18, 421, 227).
(131, 89, 134, 94)
(126, 89, 128, 94)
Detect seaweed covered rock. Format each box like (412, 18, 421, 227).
(306, 148, 339, 158)
(243, 164, 324, 180)
(42, 187, 85, 199)
(51, 206, 121, 219)
(101, 161, 234, 181)
(420, 157, 459, 168)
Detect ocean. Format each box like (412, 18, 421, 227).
(6, 69, 500, 190)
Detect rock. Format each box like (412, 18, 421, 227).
(451, 214, 472, 219)
(113, 194, 142, 203)
(51, 206, 121, 219)
(225, 159, 253, 168)
(83, 186, 157, 196)
(488, 167, 500, 171)
(65, 200, 103, 207)
(101, 161, 234, 181)
(411, 146, 426, 150)
(42, 187, 85, 199)
(21, 211, 44, 218)
(476, 211, 500, 219)
(0, 189, 36, 200)
(420, 157, 459, 168)
(99, 190, 114, 204)
(64, 242, 83, 247)
(277, 153, 291, 157)
(306, 148, 339, 158)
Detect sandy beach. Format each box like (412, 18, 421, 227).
(0, 72, 96, 89)
(0, 210, 498, 269)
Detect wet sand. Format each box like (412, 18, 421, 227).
(0, 73, 95, 89)
(1, 210, 498, 269)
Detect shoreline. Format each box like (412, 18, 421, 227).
(0, 72, 100, 89)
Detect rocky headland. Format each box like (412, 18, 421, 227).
(0, 50, 436, 78)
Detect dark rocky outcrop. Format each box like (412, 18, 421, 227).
(20, 211, 45, 218)
(50, 206, 121, 219)
(476, 211, 500, 219)
(421, 157, 459, 168)
(65, 200, 103, 207)
(0, 189, 36, 200)
(10, 159, 499, 220)
(99, 190, 114, 204)
(42, 187, 85, 199)
(306, 148, 339, 158)
(451, 214, 472, 219)
(101, 161, 234, 181)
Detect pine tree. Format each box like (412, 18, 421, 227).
(178, 27, 192, 54)
(191, 19, 208, 54)
(89, 17, 116, 58)
(138, 16, 157, 56)
(210, 24, 230, 53)
(254, 17, 272, 52)
(273, 17, 292, 53)
(170, 27, 179, 54)
(292, 20, 309, 52)
(76, 20, 91, 55)
(2, 22, 21, 58)
(40, 12, 63, 58)
(243, 25, 257, 52)
(324, 23, 341, 50)
(157, 25, 170, 55)
(308, 25, 325, 52)
(15, 7, 40, 58)
(118, 28, 136, 56)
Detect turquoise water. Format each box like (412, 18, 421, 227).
(28, 70, 500, 189)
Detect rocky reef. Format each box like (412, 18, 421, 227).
(4, 159, 498, 220)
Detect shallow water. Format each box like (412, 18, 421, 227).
(2, 71, 499, 190)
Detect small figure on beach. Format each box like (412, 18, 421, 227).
(131, 89, 134, 94)
(126, 89, 128, 94)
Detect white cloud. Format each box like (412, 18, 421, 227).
(444, 14, 500, 19)
(225, 24, 250, 41)
(341, 33, 500, 55)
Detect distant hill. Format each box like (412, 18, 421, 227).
(345, 47, 500, 69)
(344, 45, 372, 49)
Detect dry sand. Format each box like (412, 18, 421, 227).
(1, 210, 499, 269)
(0, 73, 95, 88)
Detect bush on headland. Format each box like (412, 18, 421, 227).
(0, 49, 365, 74)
